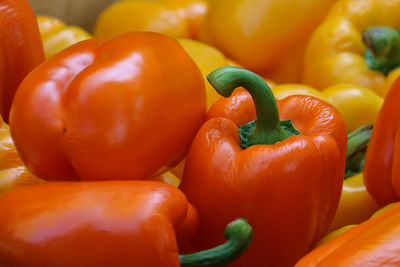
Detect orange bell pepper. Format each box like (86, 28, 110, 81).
(303, 0, 400, 96)
(0, 0, 44, 123)
(295, 202, 400, 266)
(200, 0, 337, 83)
(10, 32, 206, 181)
(94, 0, 207, 40)
(364, 76, 400, 205)
(180, 67, 347, 266)
(0, 180, 253, 266)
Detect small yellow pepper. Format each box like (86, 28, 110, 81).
(329, 173, 379, 232)
(37, 15, 92, 58)
(315, 202, 397, 246)
(328, 125, 379, 232)
(272, 83, 383, 132)
(303, 0, 400, 96)
(177, 38, 247, 109)
(0, 121, 43, 194)
(94, 0, 207, 40)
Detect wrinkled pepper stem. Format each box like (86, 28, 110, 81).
(207, 66, 295, 146)
(179, 218, 253, 267)
(363, 27, 400, 75)
(345, 125, 373, 178)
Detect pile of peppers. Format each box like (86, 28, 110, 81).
(2, 0, 400, 266)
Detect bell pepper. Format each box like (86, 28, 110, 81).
(10, 32, 206, 181)
(177, 38, 270, 110)
(177, 38, 236, 109)
(0, 180, 253, 266)
(200, 0, 337, 83)
(180, 67, 347, 266)
(315, 202, 398, 248)
(0, 114, 176, 192)
(364, 75, 400, 205)
(295, 202, 400, 266)
(0, 0, 44, 123)
(303, 0, 400, 96)
(94, 0, 207, 40)
(164, 39, 271, 183)
(0, 119, 43, 194)
(272, 83, 383, 133)
(328, 126, 379, 231)
(37, 15, 92, 58)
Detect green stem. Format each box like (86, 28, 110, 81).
(344, 125, 373, 178)
(179, 218, 253, 267)
(363, 27, 400, 75)
(207, 66, 293, 146)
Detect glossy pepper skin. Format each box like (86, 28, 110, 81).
(295, 202, 400, 266)
(0, 180, 254, 267)
(364, 77, 400, 205)
(10, 32, 206, 181)
(303, 0, 400, 95)
(37, 15, 92, 58)
(181, 67, 347, 266)
(0, 180, 197, 266)
(272, 83, 383, 133)
(200, 0, 337, 83)
(0, 0, 44, 123)
(94, 0, 207, 40)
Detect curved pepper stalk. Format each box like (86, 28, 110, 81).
(179, 218, 253, 267)
(207, 66, 299, 148)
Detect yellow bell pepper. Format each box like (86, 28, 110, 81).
(272, 83, 383, 133)
(0, 121, 43, 194)
(37, 15, 92, 58)
(315, 202, 397, 246)
(328, 125, 379, 232)
(303, 0, 400, 96)
(329, 173, 379, 232)
(94, 0, 207, 40)
(200, 0, 337, 83)
(177, 38, 231, 109)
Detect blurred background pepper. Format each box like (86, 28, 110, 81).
(94, 0, 207, 40)
(200, 0, 338, 83)
(37, 15, 92, 58)
(303, 0, 400, 96)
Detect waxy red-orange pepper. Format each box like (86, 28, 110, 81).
(10, 32, 206, 181)
(295, 202, 400, 266)
(364, 76, 400, 205)
(180, 67, 347, 266)
(0, 180, 253, 266)
(0, 0, 44, 123)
